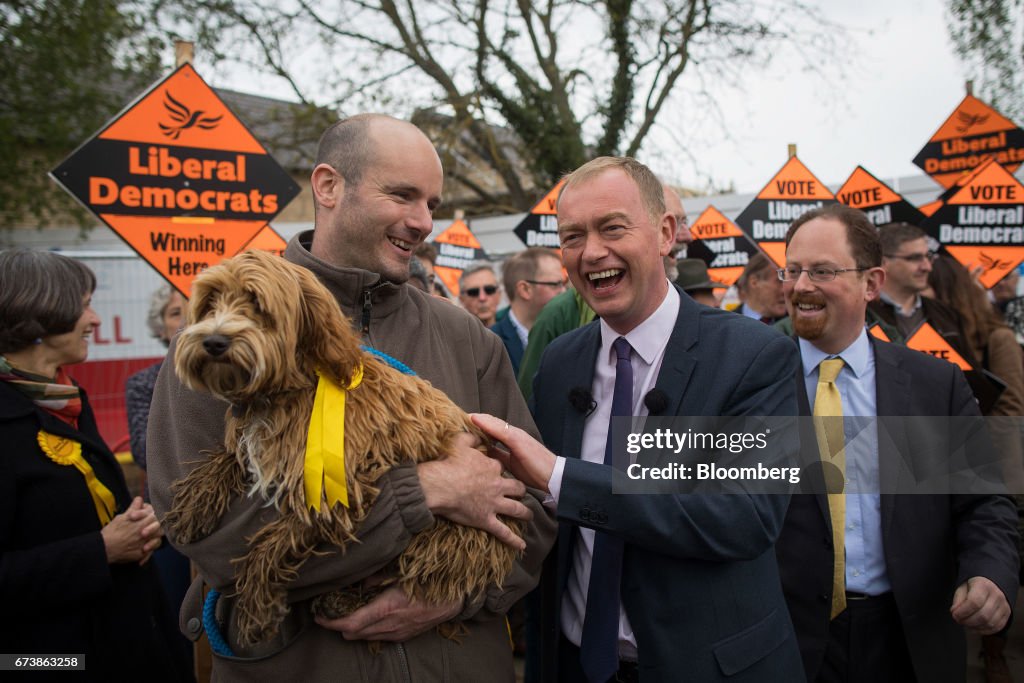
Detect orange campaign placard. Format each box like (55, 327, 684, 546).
(513, 180, 566, 248)
(734, 156, 836, 267)
(686, 205, 762, 286)
(913, 94, 1024, 188)
(99, 215, 261, 294)
(50, 63, 299, 297)
(905, 322, 973, 371)
(239, 225, 288, 257)
(921, 156, 1024, 288)
(834, 166, 925, 226)
(530, 179, 567, 215)
(432, 220, 488, 296)
(919, 200, 942, 218)
(867, 324, 891, 342)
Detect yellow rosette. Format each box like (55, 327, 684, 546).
(37, 430, 116, 525)
(304, 365, 363, 511)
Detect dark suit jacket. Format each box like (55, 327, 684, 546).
(531, 288, 806, 682)
(775, 337, 1020, 682)
(491, 314, 525, 377)
(0, 380, 190, 682)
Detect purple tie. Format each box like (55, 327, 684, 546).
(580, 336, 633, 683)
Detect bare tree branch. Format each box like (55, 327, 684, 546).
(156, 0, 850, 212)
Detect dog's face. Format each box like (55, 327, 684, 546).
(175, 250, 362, 403)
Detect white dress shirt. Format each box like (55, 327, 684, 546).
(547, 284, 681, 658)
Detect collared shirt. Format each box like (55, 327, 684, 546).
(879, 290, 922, 317)
(799, 329, 891, 595)
(508, 309, 529, 350)
(740, 302, 763, 320)
(879, 290, 925, 338)
(547, 284, 680, 659)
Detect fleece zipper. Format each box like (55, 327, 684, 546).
(393, 642, 412, 683)
(360, 282, 390, 339)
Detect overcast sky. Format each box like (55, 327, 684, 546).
(664, 0, 979, 194)
(200, 0, 997, 198)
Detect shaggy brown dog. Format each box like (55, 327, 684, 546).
(163, 249, 522, 647)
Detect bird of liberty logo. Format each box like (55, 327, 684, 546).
(159, 91, 223, 140)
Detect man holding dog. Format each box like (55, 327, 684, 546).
(148, 114, 555, 681)
(474, 156, 805, 682)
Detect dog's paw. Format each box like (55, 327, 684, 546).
(311, 585, 382, 620)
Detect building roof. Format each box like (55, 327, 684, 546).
(216, 88, 333, 172)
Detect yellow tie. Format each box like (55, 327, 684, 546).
(814, 358, 847, 619)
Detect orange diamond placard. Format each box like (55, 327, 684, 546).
(686, 205, 762, 286)
(868, 324, 891, 342)
(905, 322, 973, 371)
(835, 166, 925, 226)
(432, 220, 489, 296)
(513, 180, 566, 249)
(734, 156, 836, 268)
(240, 225, 289, 257)
(921, 156, 1024, 288)
(50, 63, 299, 296)
(913, 94, 1024, 188)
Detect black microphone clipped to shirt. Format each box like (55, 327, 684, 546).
(643, 388, 668, 415)
(569, 387, 667, 416)
(568, 387, 597, 417)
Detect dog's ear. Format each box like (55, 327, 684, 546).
(187, 266, 220, 325)
(294, 266, 363, 384)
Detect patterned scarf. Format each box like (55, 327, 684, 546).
(0, 356, 82, 426)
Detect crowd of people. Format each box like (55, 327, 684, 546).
(2, 113, 1023, 683)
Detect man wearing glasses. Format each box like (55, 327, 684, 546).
(492, 247, 567, 376)
(775, 204, 1018, 683)
(869, 223, 967, 347)
(459, 263, 504, 327)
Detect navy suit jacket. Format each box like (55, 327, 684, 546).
(775, 337, 1019, 682)
(491, 314, 525, 377)
(531, 288, 806, 682)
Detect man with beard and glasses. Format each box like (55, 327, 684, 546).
(773, 203, 1018, 683)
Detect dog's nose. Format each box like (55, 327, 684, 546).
(203, 334, 231, 357)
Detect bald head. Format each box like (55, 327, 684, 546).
(314, 114, 430, 192)
(309, 115, 443, 281)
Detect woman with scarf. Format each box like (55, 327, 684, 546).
(0, 249, 190, 682)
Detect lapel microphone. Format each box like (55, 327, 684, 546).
(569, 387, 667, 416)
(643, 388, 669, 415)
(568, 387, 597, 417)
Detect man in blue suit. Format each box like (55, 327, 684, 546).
(474, 156, 804, 682)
